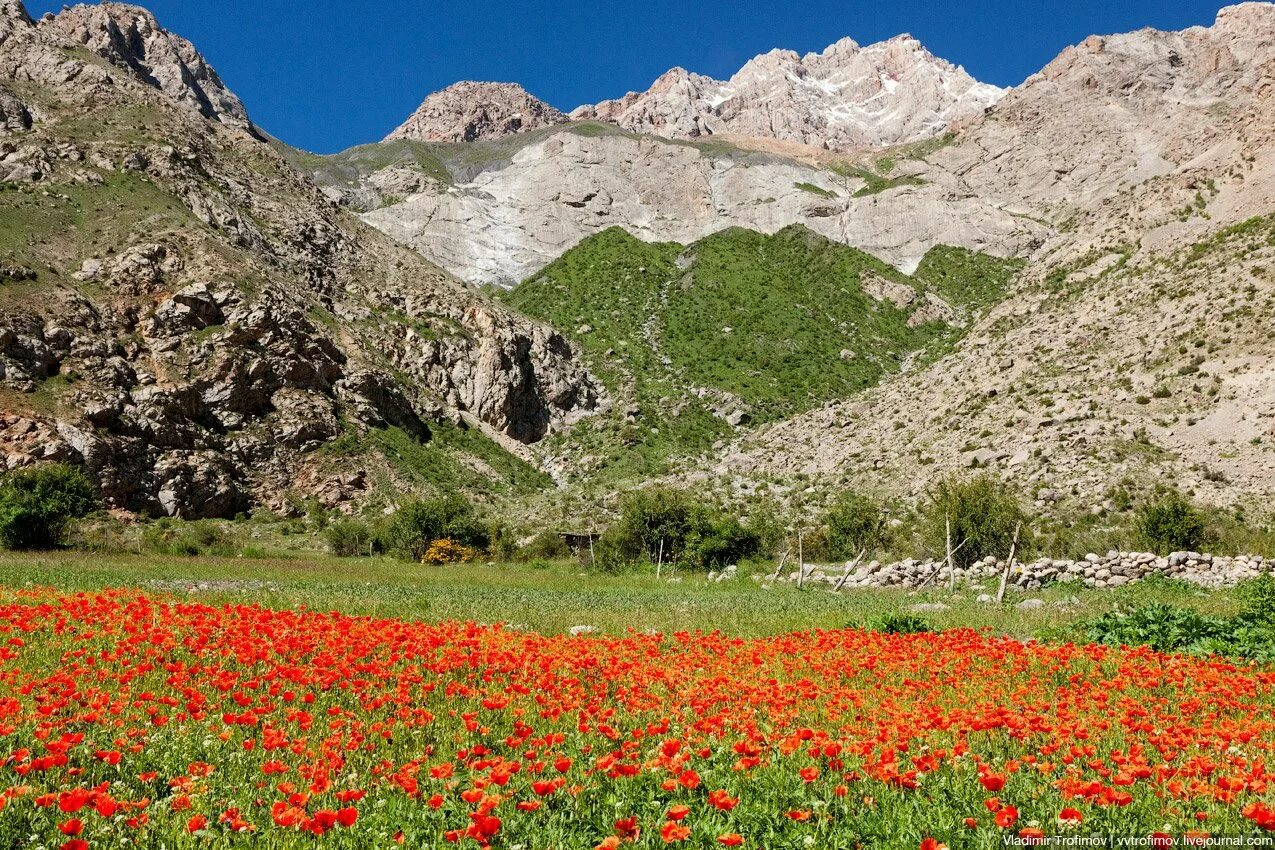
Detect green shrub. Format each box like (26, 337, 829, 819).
(683, 513, 760, 571)
(1135, 492, 1207, 554)
(487, 523, 521, 561)
(140, 519, 237, 557)
(595, 487, 761, 572)
(325, 518, 374, 557)
(1082, 574, 1275, 661)
(922, 475, 1033, 570)
(824, 493, 889, 560)
(0, 463, 97, 550)
(741, 501, 786, 560)
(523, 529, 570, 560)
(377, 496, 488, 562)
(871, 613, 932, 635)
(1236, 573, 1275, 623)
(1086, 603, 1228, 653)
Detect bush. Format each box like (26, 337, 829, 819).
(325, 519, 374, 557)
(378, 496, 488, 562)
(595, 487, 761, 572)
(0, 463, 97, 550)
(683, 513, 760, 571)
(741, 501, 786, 560)
(140, 519, 237, 557)
(421, 538, 478, 565)
(1135, 492, 1207, 554)
(488, 524, 521, 561)
(872, 613, 932, 635)
(1086, 604, 1228, 654)
(922, 475, 1033, 570)
(522, 529, 569, 560)
(824, 493, 889, 560)
(1236, 573, 1275, 624)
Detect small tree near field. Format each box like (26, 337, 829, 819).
(0, 463, 97, 550)
(922, 475, 1033, 570)
(824, 493, 889, 560)
(1136, 492, 1207, 554)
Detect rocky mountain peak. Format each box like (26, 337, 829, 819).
(37, 2, 252, 130)
(572, 33, 1004, 149)
(0, 0, 32, 46)
(386, 81, 567, 143)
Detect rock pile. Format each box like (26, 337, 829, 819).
(787, 550, 1268, 591)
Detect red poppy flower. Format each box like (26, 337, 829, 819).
(661, 821, 691, 843)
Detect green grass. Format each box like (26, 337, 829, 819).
(829, 163, 925, 197)
(0, 173, 197, 291)
(503, 226, 1018, 486)
(913, 245, 1026, 312)
(794, 181, 836, 199)
(322, 421, 552, 500)
(0, 550, 1240, 639)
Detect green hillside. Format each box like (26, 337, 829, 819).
(502, 225, 1022, 486)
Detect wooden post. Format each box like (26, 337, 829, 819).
(832, 550, 866, 592)
(945, 514, 955, 591)
(995, 521, 1023, 605)
(796, 531, 805, 589)
(768, 547, 790, 583)
(588, 532, 596, 567)
(656, 537, 664, 580)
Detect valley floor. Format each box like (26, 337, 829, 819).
(0, 550, 1242, 639)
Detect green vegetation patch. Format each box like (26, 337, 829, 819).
(914, 245, 1026, 312)
(505, 225, 1019, 486)
(794, 181, 836, 198)
(323, 421, 551, 499)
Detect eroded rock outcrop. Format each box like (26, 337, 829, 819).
(0, 1, 600, 517)
(38, 2, 253, 130)
(572, 35, 1004, 149)
(387, 81, 566, 143)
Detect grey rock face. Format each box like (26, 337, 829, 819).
(0, 83, 30, 128)
(356, 129, 1038, 287)
(572, 35, 1004, 150)
(0, 2, 601, 518)
(38, 2, 253, 130)
(387, 81, 566, 143)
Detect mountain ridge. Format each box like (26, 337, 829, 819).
(386, 81, 567, 143)
(570, 33, 1004, 150)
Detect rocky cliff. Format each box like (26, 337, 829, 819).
(0, 2, 599, 518)
(387, 81, 567, 143)
(310, 124, 1041, 287)
(712, 2, 1275, 515)
(571, 35, 1004, 150)
(38, 2, 253, 131)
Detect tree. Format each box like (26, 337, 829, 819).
(595, 487, 761, 572)
(1136, 492, 1207, 554)
(377, 496, 488, 561)
(922, 475, 1033, 570)
(824, 493, 889, 560)
(0, 463, 97, 550)
(324, 518, 374, 557)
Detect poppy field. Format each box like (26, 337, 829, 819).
(1, 588, 1274, 849)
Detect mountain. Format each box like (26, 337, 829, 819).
(39, 2, 253, 132)
(386, 81, 567, 143)
(571, 35, 1004, 150)
(4, 0, 1275, 527)
(302, 124, 1040, 287)
(713, 2, 1275, 515)
(501, 225, 1021, 487)
(0, 2, 598, 518)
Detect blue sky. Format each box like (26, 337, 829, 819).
(27, 0, 1233, 154)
